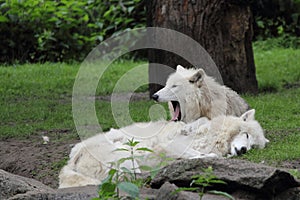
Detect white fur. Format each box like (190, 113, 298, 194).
(59, 67, 265, 188)
(153, 65, 249, 122)
(59, 110, 268, 188)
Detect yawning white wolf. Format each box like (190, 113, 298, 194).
(152, 65, 249, 122)
(59, 109, 269, 188)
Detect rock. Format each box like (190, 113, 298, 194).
(0, 169, 99, 200)
(0, 169, 54, 199)
(156, 182, 198, 200)
(119, 187, 157, 200)
(151, 158, 300, 199)
(9, 186, 98, 200)
(156, 182, 230, 200)
(2, 157, 300, 200)
(274, 187, 300, 200)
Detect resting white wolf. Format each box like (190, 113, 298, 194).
(59, 110, 269, 188)
(152, 65, 249, 122)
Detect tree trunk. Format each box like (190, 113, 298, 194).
(147, 0, 258, 96)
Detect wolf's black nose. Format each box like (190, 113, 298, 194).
(235, 147, 247, 156)
(152, 94, 159, 101)
(240, 146, 247, 154)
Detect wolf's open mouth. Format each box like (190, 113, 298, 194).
(171, 101, 181, 121)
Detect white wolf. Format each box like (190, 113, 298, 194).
(152, 65, 249, 123)
(59, 109, 269, 188)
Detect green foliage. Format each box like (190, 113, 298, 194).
(93, 138, 175, 199)
(140, 151, 175, 180)
(175, 166, 234, 200)
(117, 182, 140, 198)
(0, 0, 146, 63)
(251, 0, 300, 40)
(253, 35, 300, 49)
(93, 138, 156, 199)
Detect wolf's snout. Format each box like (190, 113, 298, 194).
(152, 94, 159, 101)
(235, 146, 247, 156)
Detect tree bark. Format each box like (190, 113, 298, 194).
(147, 0, 258, 95)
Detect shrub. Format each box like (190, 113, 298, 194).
(251, 0, 300, 40)
(0, 0, 146, 63)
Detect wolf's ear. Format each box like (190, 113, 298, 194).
(189, 69, 205, 86)
(176, 65, 186, 72)
(240, 109, 255, 122)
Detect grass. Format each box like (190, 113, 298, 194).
(245, 88, 300, 131)
(243, 89, 300, 164)
(0, 40, 299, 166)
(253, 44, 300, 92)
(0, 63, 76, 138)
(241, 43, 300, 165)
(0, 60, 151, 138)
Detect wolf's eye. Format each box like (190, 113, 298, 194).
(243, 132, 249, 139)
(172, 85, 177, 88)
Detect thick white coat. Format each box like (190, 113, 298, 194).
(59, 110, 269, 188)
(153, 65, 249, 122)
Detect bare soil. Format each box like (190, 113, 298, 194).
(0, 132, 79, 189)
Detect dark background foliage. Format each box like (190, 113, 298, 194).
(252, 0, 300, 39)
(0, 0, 146, 63)
(0, 0, 299, 63)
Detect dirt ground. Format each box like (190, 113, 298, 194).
(0, 132, 80, 189)
(0, 132, 299, 189)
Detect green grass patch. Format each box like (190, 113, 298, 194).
(96, 100, 169, 132)
(253, 46, 300, 92)
(242, 130, 300, 165)
(244, 88, 300, 131)
(242, 88, 300, 165)
(0, 60, 148, 138)
(0, 63, 77, 138)
(95, 60, 148, 95)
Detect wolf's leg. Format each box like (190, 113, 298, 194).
(181, 117, 210, 135)
(189, 152, 219, 159)
(59, 165, 101, 188)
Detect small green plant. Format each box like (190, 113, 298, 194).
(92, 138, 154, 200)
(175, 166, 234, 200)
(142, 152, 174, 179)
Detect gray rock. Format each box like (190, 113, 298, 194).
(274, 187, 300, 200)
(156, 182, 230, 200)
(151, 158, 300, 199)
(138, 188, 157, 200)
(119, 187, 157, 200)
(156, 182, 198, 200)
(8, 186, 98, 200)
(0, 169, 54, 199)
(2, 158, 300, 200)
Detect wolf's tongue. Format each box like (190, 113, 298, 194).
(171, 104, 180, 121)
